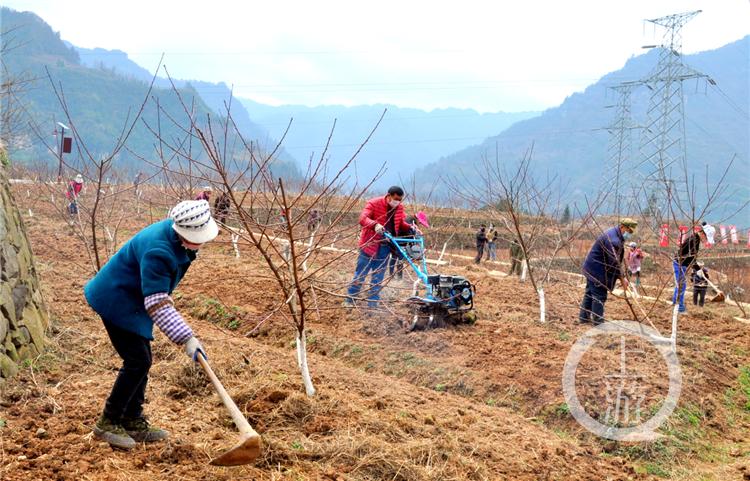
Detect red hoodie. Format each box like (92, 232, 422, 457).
(358, 196, 412, 257)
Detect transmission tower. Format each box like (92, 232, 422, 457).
(604, 81, 641, 216)
(636, 10, 708, 219)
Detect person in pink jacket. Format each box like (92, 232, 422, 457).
(626, 242, 645, 287)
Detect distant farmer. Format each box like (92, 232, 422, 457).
(626, 242, 645, 287)
(66, 174, 84, 216)
(133, 172, 144, 197)
(279, 208, 288, 224)
(691, 262, 709, 307)
(84, 200, 218, 450)
(474, 225, 488, 264)
(213, 192, 231, 225)
(508, 237, 523, 276)
(388, 211, 429, 280)
(195, 186, 211, 201)
(307, 209, 322, 233)
(672, 224, 706, 312)
(578, 218, 637, 325)
(486, 230, 498, 261)
(701, 221, 716, 245)
(344, 186, 415, 308)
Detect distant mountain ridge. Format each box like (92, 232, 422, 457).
(238, 99, 538, 189)
(4, 5, 746, 223)
(73, 43, 541, 188)
(415, 37, 749, 221)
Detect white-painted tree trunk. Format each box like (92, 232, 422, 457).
(670, 304, 678, 353)
(296, 329, 316, 396)
(538, 287, 546, 323)
(520, 260, 529, 282)
(438, 242, 449, 262)
(28, 209, 33, 217)
(283, 242, 316, 396)
(231, 233, 240, 258)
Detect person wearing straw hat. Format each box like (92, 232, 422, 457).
(508, 237, 524, 276)
(578, 218, 637, 325)
(84, 200, 218, 450)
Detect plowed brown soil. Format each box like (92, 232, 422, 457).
(1, 185, 749, 480)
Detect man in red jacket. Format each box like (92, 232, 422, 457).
(344, 186, 415, 309)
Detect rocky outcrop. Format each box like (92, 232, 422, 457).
(0, 162, 49, 380)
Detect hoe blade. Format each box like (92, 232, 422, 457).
(209, 433, 262, 466)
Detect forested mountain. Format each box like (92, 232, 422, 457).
(239, 99, 538, 189)
(72, 43, 538, 188)
(74, 47, 295, 162)
(3, 5, 745, 221)
(1, 8, 300, 178)
(415, 37, 749, 221)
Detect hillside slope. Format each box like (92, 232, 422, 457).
(3, 182, 749, 480)
(416, 37, 749, 219)
(2, 8, 299, 178)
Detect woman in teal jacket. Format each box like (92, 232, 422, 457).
(85, 200, 218, 449)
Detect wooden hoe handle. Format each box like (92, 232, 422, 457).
(197, 354, 259, 439)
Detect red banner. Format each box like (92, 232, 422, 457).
(720, 225, 728, 245)
(747, 229, 750, 248)
(659, 224, 669, 247)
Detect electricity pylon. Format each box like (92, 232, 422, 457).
(636, 10, 708, 220)
(604, 81, 641, 217)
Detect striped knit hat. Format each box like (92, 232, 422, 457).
(169, 200, 218, 244)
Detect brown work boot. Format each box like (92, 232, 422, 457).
(93, 415, 136, 450)
(122, 416, 169, 443)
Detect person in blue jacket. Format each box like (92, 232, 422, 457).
(84, 200, 218, 450)
(578, 218, 637, 325)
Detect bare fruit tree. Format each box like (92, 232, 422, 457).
(23, 65, 163, 273)
(448, 143, 600, 323)
(150, 82, 384, 396)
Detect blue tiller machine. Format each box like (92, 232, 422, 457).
(384, 232, 475, 330)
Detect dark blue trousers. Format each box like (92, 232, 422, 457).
(578, 279, 608, 324)
(346, 243, 391, 308)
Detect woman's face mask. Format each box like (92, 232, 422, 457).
(623, 231, 633, 240)
(181, 239, 204, 251)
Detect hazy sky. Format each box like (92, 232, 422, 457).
(4, 0, 749, 112)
